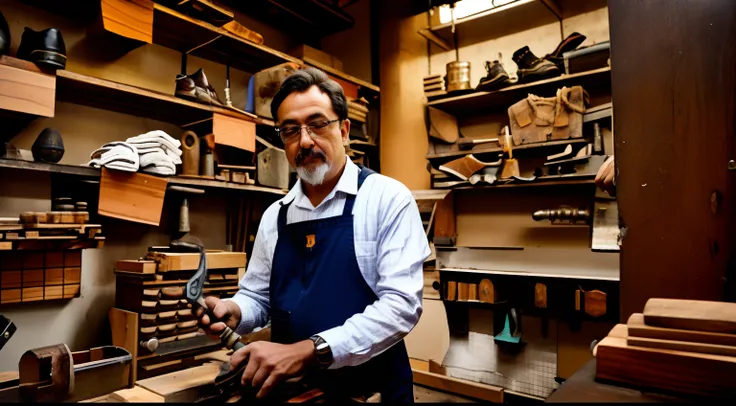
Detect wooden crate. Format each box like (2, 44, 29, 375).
(0, 251, 82, 304)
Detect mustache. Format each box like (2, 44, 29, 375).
(295, 148, 326, 165)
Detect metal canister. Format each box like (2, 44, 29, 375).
(446, 61, 471, 92)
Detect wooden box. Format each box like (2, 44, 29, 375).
(253, 62, 300, 119)
(0, 56, 56, 117)
(98, 168, 168, 226)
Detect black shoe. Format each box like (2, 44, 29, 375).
(545, 32, 587, 70)
(476, 60, 511, 91)
(17, 27, 67, 70)
(175, 68, 224, 106)
(0, 11, 10, 55)
(513, 45, 560, 83)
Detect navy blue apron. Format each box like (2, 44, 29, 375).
(269, 166, 414, 402)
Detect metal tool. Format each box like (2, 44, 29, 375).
(170, 240, 246, 352)
(0, 314, 16, 352)
(532, 206, 590, 224)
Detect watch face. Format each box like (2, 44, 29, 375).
(316, 342, 330, 352)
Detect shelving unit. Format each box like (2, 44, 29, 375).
(219, 0, 356, 38)
(428, 67, 611, 116)
(150, 3, 301, 74)
(427, 137, 588, 160)
(448, 177, 596, 191)
(0, 159, 287, 197)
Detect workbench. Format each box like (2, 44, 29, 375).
(545, 359, 684, 403)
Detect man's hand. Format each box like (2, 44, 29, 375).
(230, 340, 316, 399)
(195, 296, 242, 337)
(595, 155, 616, 195)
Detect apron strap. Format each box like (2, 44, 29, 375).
(342, 165, 376, 216)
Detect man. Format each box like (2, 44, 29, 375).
(595, 155, 615, 195)
(198, 67, 430, 402)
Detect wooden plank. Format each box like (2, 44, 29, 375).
(212, 113, 256, 153)
(99, 168, 167, 226)
(427, 67, 610, 116)
(628, 313, 736, 347)
(627, 335, 736, 357)
(168, 176, 286, 195)
(148, 251, 246, 272)
(109, 386, 164, 403)
(596, 325, 736, 399)
(109, 308, 139, 383)
(115, 260, 156, 274)
(0, 59, 56, 117)
(405, 299, 449, 363)
(301, 57, 379, 93)
(100, 0, 154, 43)
(136, 362, 222, 400)
(412, 369, 504, 403)
(457, 282, 469, 302)
(610, 0, 736, 320)
(643, 298, 736, 334)
(433, 192, 456, 246)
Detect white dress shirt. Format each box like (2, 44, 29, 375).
(228, 157, 430, 369)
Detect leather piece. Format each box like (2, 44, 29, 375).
(507, 86, 588, 145)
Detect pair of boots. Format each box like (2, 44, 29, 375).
(0, 11, 67, 70)
(476, 32, 587, 91)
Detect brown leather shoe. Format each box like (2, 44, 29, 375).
(175, 68, 224, 106)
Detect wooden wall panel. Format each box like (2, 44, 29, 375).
(609, 0, 736, 319)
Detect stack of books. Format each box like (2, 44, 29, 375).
(594, 298, 736, 399)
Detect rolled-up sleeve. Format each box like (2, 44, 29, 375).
(226, 205, 278, 335)
(318, 192, 430, 369)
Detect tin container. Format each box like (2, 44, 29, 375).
(446, 61, 471, 92)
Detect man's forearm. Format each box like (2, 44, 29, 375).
(227, 290, 270, 335)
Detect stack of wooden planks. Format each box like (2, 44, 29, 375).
(595, 298, 736, 399)
(0, 212, 103, 251)
(347, 97, 369, 123)
(424, 74, 447, 99)
(111, 250, 246, 381)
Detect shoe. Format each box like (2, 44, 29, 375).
(476, 60, 511, 91)
(545, 32, 587, 70)
(513, 45, 560, 83)
(175, 68, 224, 106)
(0, 11, 10, 55)
(16, 27, 67, 70)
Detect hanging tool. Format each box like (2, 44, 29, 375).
(170, 240, 247, 387)
(532, 206, 590, 224)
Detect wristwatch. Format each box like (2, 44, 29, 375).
(309, 335, 333, 369)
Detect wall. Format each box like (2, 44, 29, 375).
(0, 0, 372, 371)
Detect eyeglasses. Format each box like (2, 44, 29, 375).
(275, 119, 341, 144)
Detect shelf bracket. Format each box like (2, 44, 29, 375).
(418, 28, 452, 51)
(538, 0, 562, 20)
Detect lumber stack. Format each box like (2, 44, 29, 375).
(1, 211, 104, 251)
(424, 74, 447, 99)
(111, 249, 246, 381)
(347, 97, 369, 123)
(595, 298, 736, 399)
(0, 250, 82, 304)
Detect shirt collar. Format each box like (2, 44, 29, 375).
(280, 156, 358, 209)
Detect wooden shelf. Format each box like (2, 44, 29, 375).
(427, 138, 588, 160)
(0, 158, 99, 178)
(0, 159, 287, 197)
(151, 3, 301, 74)
(56, 70, 273, 127)
(439, 177, 596, 192)
(427, 67, 611, 116)
(168, 176, 287, 196)
(219, 0, 355, 38)
(419, 0, 548, 50)
(302, 57, 380, 96)
(440, 266, 619, 282)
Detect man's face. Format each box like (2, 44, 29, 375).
(277, 85, 349, 186)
